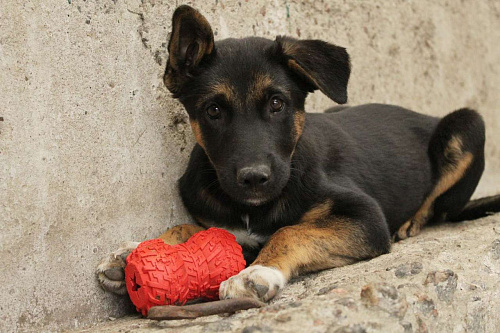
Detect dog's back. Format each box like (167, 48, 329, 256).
(305, 104, 439, 231)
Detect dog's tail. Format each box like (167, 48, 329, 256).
(449, 194, 500, 221)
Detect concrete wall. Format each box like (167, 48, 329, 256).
(0, 0, 498, 332)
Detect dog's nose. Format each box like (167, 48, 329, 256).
(237, 165, 271, 188)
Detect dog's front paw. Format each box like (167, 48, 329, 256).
(219, 265, 286, 302)
(96, 241, 140, 295)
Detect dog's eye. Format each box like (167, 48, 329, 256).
(206, 105, 221, 119)
(270, 97, 284, 112)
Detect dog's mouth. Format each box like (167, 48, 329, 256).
(234, 187, 285, 207)
(221, 186, 279, 207)
(242, 196, 269, 207)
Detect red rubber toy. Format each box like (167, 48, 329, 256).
(124, 228, 246, 316)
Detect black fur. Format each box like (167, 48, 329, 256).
(179, 105, 436, 235)
(166, 6, 500, 264)
(450, 195, 500, 221)
(273, 36, 351, 103)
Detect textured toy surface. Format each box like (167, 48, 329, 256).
(124, 228, 246, 316)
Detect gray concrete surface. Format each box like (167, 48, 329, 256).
(74, 215, 500, 333)
(0, 0, 499, 332)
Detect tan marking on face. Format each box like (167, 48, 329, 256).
(396, 136, 473, 240)
(189, 119, 205, 149)
(247, 73, 273, 103)
(212, 82, 235, 101)
(195, 82, 236, 110)
(290, 110, 306, 159)
(294, 111, 305, 139)
(158, 224, 205, 245)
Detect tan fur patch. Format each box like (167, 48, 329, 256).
(247, 73, 273, 103)
(190, 10, 214, 58)
(397, 136, 474, 240)
(290, 110, 306, 159)
(252, 199, 375, 279)
(294, 111, 306, 140)
(165, 7, 214, 93)
(287, 59, 320, 90)
(252, 222, 371, 279)
(444, 136, 463, 160)
(212, 82, 235, 101)
(299, 199, 333, 224)
(168, 7, 214, 70)
(195, 81, 236, 110)
(158, 224, 205, 245)
(189, 119, 205, 150)
(431, 154, 473, 205)
(281, 39, 300, 57)
(189, 31, 214, 66)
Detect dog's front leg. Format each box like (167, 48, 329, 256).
(220, 197, 391, 302)
(157, 224, 205, 245)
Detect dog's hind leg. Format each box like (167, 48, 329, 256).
(395, 108, 485, 241)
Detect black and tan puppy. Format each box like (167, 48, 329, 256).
(97, 5, 500, 302)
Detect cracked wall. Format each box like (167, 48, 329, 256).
(0, 0, 499, 332)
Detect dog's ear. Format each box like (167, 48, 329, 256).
(274, 36, 351, 104)
(164, 5, 215, 96)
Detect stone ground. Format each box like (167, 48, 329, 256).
(74, 215, 500, 333)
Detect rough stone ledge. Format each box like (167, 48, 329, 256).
(75, 216, 500, 333)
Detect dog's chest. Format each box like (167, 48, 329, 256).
(219, 214, 269, 249)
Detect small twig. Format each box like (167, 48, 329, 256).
(127, 8, 144, 19)
(147, 297, 265, 320)
(133, 128, 147, 146)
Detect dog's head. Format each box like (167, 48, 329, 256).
(165, 5, 350, 206)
